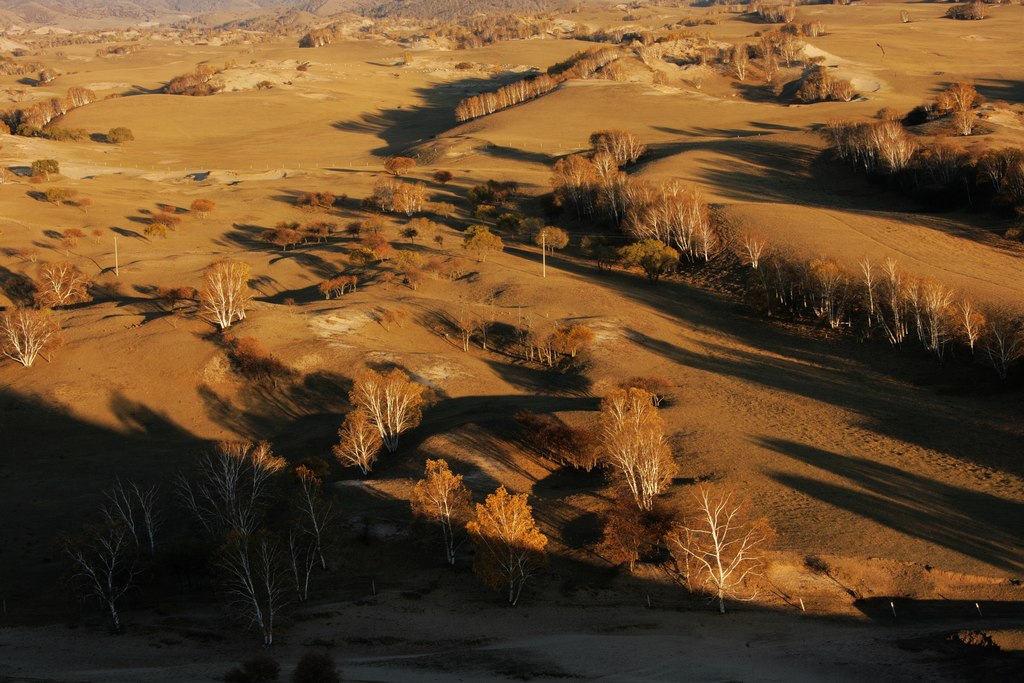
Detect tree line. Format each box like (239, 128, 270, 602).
(454, 47, 620, 122)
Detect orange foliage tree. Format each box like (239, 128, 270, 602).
(411, 459, 471, 565)
(466, 486, 547, 606)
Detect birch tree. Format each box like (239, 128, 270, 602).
(333, 409, 383, 474)
(218, 533, 288, 645)
(349, 369, 425, 453)
(600, 388, 675, 511)
(666, 486, 773, 613)
(36, 261, 92, 308)
(63, 520, 140, 633)
(103, 479, 160, 554)
(0, 308, 61, 367)
(411, 459, 471, 565)
(466, 486, 547, 606)
(176, 441, 286, 539)
(292, 466, 333, 568)
(200, 260, 253, 330)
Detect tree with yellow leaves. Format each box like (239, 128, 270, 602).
(466, 486, 547, 606)
(411, 459, 471, 565)
(349, 368, 425, 453)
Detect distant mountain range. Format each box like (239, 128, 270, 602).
(0, 0, 570, 27)
(0, 0, 332, 27)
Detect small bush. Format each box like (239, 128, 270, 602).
(47, 127, 88, 142)
(44, 187, 77, 204)
(291, 652, 340, 683)
(945, 1, 986, 20)
(224, 656, 280, 683)
(294, 191, 336, 211)
(106, 127, 134, 144)
(30, 159, 59, 177)
(902, 105, 930, 127)
(224, 335, 294, 386)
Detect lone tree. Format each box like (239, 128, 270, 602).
(190, 198, 216, 217)
(411, 459, 471, 565)
(466, 486, 547, 606)
(217, 532, 288, 646)
(63, 520, 140, 633)
(666, 486, 773, 613)
(532, 226, 569, 255)
(432, 170, 453, 185)
(0, 307, 61, 367)
(36, 261, 92, 308)
(600, 387, 675, 511)
(618, 239, 679, 281)
(462, 225, 504, 261)
(384, 156, 417, 177)
(106, 127, 134, 144)
(30, 158, 59, 178)
(292, 652, 341, 683)
(200, 259, 253, 330)
(292, 465, 333, 569)
(349, 368, 425, 453)
(333, 409, 383, 475)
(177, 441, 286, 539)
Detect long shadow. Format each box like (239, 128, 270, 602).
(502, 245, 1024, 477)
(974, 78, 1024, 104)
(0, 389, 208, 618)
(332, 73, 528, 158)
(642, 125, 1014, 246)
(0, 265, 37, 306)
(196, 369, 351, 446)
(761, 438, 1024, 571)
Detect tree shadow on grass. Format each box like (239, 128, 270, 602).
(761, 437, 1024, 572)
(332, 74, 528, 158)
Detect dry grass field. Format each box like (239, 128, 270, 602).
(1, 1, 1023, 680)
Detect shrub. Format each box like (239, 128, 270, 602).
(294, 191, 336, 211)
(224, 656, 280, 683)
(106, 127, 134, 144)
(30, 159, 59, 177)
(190, 198, 215, 217)
(515, 411, 601, 471)
(44, 187, 76, 204)
(432, 170, 453, 185)
(945, 2, 986, 20)
(46, 127, 88, 142)
(223, 335, 294, 386)
(291, 652, 340, 683)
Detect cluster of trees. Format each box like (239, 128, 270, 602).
(410, 459, 547, 606)
(514, 383, 771, 612)
(824, 96, 1023, 216)
(454, 48, 620, 122)
(754, 4, 796, 23)
(298, 28, 333, 48)
(796, 66, 856, 103)
(366, 178, 428, 216)
(736, 240, 1024, 379)
(174, 441, 332, 644)
(0, 86, 96, 135)
(262, 221, 335, 250)
(934, 81, 982, 136)
(455, 74, 560, 122)
(424, 13, 553, 49)
(0, 258, 99, 367)
(334, 369, 425, 474)
(546, 131, 721, 273)
(294, 191, 337, 212)
(165, 65, 223, 96)
(945, 1, 987, 20)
